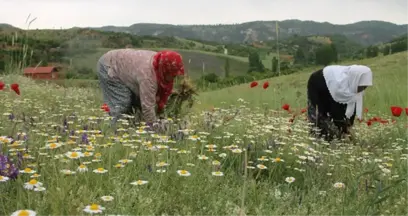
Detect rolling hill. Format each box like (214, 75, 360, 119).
(197, 51, 408, 114)
(0, 28, 254, 79)
(94, 20, 408, 46)
(0, 23, 19, 31)
(265, 34, 365, 61)
(69, 48, 249, 79)
(2, 21, 406, 82)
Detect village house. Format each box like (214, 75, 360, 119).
(23, 66, 59, 80)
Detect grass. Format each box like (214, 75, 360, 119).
(0, 52, 407, 215)
(34, 79, 100, 89)
(174, 37, 219, 51)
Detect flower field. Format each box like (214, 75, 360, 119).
(1, 52, 407, 215)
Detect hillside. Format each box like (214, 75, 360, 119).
(2, 24, 406, 84)
(95, 20, 408, 46)
(378, 34, 408, 55)
(350, 33, 408, 59)
(69, 48, 249, 79)
(0, 28, 255, 79)
(197, 51, 408, 113)
(265, 34, 364, 63)
(0, 23, 19, 31)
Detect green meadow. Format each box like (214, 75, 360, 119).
(0, 50, 406, 215)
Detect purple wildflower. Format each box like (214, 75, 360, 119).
(81, 133, 89, 145)
(0, 154, 19, 180)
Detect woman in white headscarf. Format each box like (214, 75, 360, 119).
(306, 65, 373, 141)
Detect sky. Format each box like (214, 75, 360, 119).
(1, 0, 407, 29)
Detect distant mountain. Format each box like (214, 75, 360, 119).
(0, 23, 20, 31)
(94, 20, 408, 46)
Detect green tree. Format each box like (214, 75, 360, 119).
(306, 51, 315, 64)
(202, 73, 219, 83)
(382, 45, 391, 56)
(224, 57, 230, 77)
(40, 59, 48, 66)
(315, 44, 338, 66)
(248, 51, 265, 73)
(366, 46, 379, 58)
(330, 44, 338, 62)
(294, 48, 306, 65)
(390, 40, 407, 53)
(280, 61, 290, 72)
(131, 37, 141, 47)
(271, 56, 278, 73)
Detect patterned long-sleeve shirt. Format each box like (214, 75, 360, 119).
(100, 49, 158, 123)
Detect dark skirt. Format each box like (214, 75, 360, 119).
(96, 59, 142, 124)
(307, 98, 342, 142)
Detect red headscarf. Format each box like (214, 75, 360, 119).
(152, 50, 185, 112)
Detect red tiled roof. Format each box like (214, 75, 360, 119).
(24, 66, 57, 74)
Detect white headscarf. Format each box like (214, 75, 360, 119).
(322, 65, 373, 120)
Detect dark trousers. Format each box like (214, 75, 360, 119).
(96, 59, 142, 125)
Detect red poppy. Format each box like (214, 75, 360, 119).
(0, 81, 4, 90)
(364, 108, 368, 113)
(250, 81, 258, 88)
(370, 117, 381, 122)
(405, 108, 408, 116)
(300, 108, 307, 114)
(390, 106, 403, 117)
(282, 104, 290, 111)
(366, 121, 372, 126)
(366, 116, 388, 124)
(101, 103, 110, 112)
(10, 83, 20, 95)
(262, 81, 269, 89)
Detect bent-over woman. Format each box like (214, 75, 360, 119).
(96, 49, 185, 126)
(307, 65, 373, 141)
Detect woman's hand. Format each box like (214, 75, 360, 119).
(146, 119, 169, 134)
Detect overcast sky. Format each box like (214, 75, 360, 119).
(1, 0, 407, 29)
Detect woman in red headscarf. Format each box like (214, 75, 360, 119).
(96, 49, 185, 126)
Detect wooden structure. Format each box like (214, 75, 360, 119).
(23, 66, 59, 80)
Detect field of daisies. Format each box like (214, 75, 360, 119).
(0, 65, 407, 216)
